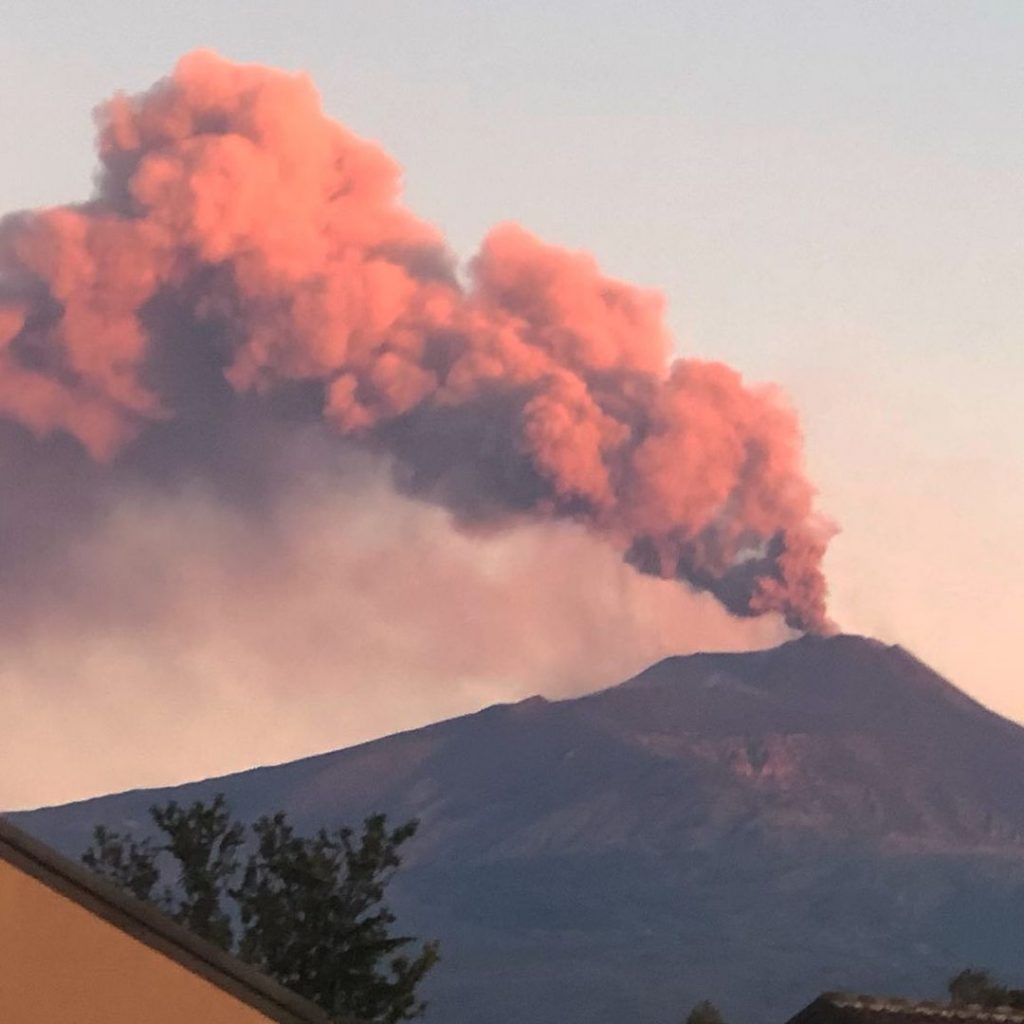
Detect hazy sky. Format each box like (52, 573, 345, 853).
(2, 2, 1023, 805)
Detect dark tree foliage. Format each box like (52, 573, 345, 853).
(685, 999, 726, 1024)
(153, 795, 245, 950)
(235, 812, 438, 1024)
(948, 968, 1024, 1009)
(81, 823, 162, 905)
(81, 795, 438, 1023)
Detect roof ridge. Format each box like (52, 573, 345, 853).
(823, 993, 1024, 1021)
(0, 815, 341, 1024)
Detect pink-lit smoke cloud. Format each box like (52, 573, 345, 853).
(0, 53, 833, 806)
(0, 51, 832, 630)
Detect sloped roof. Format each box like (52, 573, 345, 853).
(0, 815, 338, 1024)
(788, 993, 1024, 1024)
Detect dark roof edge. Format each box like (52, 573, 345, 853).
(0, 815, 339, 1024)
(799, 993, 1024, 1023)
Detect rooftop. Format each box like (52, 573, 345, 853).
(0, 815, 339, 1024)
(788, 994, 1024, 1024)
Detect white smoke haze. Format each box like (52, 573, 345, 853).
(0, 451, 788, 810)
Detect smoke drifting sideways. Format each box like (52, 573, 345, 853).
(0, 458, 790, 810)
(0, 50, 833, 629)
(0, 52, 833, 806)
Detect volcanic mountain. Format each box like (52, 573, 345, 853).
(13, 634, 1024, 1024)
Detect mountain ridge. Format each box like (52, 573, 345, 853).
(12, 633, 1024, 1024)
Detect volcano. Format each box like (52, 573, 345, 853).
(13, 634, 1024, 1024)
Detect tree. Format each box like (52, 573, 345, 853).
(82, 823, 162, 905)
(153, 794, 245, 950)
(235, 811, 438, 1024)
(948, 968, 1024, 1009)
(82, 795, 438, 1023)
(685, 999, 726, 1024)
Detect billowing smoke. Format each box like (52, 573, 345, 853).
(0, 51, 833, 633)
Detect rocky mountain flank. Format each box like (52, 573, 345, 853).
(15, 635, 1024, 1024)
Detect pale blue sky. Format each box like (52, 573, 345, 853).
(3, 2, 1023, 721)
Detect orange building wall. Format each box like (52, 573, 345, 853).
(0, 857, 278, 1024)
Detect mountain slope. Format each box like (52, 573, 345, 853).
(13, 634, 1024, 1024)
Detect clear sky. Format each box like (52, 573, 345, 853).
(2, 2, 1023, 800)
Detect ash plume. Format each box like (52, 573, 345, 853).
(0, 51, 833, 631)
(0, 459, 791, 809)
